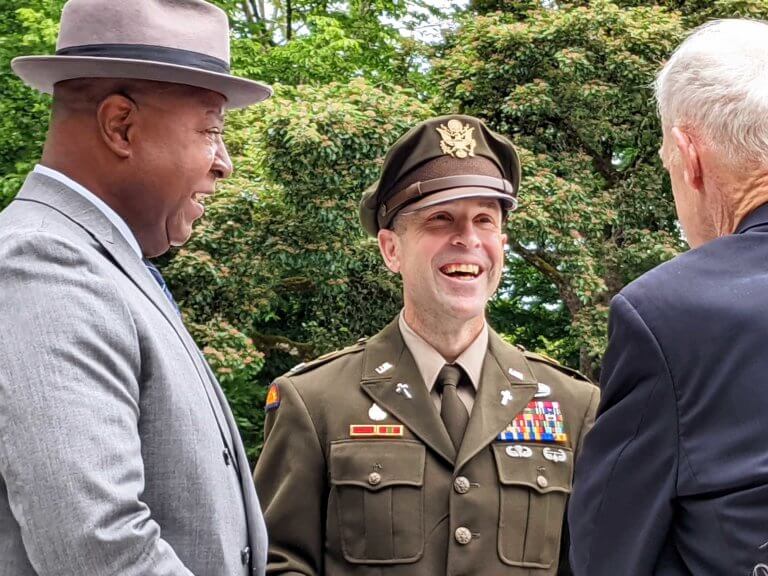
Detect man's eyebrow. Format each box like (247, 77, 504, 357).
(206, 110, 225, 122)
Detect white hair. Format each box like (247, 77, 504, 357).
(655, 19, 768, 166)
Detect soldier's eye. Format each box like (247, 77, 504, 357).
(476, 214, 498, 226)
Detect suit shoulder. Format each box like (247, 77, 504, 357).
(284, 337, 368, 379)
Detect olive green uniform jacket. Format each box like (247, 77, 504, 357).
(254, 318, 599, 575)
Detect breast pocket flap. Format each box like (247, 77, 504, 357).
(330, 440, 425, 492)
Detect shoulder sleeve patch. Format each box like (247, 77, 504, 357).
(285, 339, 367, 377)
(523, 350, 592, 383)
(265, 382, 281, 411)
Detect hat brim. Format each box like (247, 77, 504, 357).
(11, 55, 272, 109)
(398, 187, 517, 216)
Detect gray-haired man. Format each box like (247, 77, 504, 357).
(570, 18, 768, 575)
(0, 1, 270, 574)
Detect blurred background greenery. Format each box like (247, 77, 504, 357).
(4, 0, 767, 457)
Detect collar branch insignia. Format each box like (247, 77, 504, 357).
(436, 119, 476, 159)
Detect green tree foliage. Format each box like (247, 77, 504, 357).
(6, 0, 768, 452)
(0, 1, 63, 208)
(441, 0, 768, 377)
(163, 79, 431, 456)
(436, 1, 687, 376)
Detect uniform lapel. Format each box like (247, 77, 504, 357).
(455, 330, 537, 472)
(360, 319, 457, 465)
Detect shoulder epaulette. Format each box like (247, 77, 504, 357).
(522, 349, 591, 383)
(285, 338, 367, 377)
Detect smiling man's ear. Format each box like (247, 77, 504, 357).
(378, 228, 401, 273)
(96, 93, 138, 159)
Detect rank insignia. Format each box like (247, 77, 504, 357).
(350, 424, 404, 438)
(497, 401, 568, 443)
(265, 383, 281, 411)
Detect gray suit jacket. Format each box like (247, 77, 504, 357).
(0, 173, 267, 575)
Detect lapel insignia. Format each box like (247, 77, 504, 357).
(395, 382, 413, 399)
(500, 390, 514, 406)
(368, 403, 389, 421)
(535, 382, 552, 398)
(350, 424, 404, 438)
(436, 119, 476, 159)
(508, 368, 524, 380)
(265, 382, 281, 411)
(497, 401, 568, 443)
(505, 445, 533, 458)
(375, 361, 393, 375)
(542, 447, 567, 463)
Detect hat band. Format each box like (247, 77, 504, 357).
(56, 43, 230, 74)
(378, 174, 515, 226)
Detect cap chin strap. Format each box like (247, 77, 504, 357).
(377, 174, 517, 229)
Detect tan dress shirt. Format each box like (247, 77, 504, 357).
(398, 310, 488, 414)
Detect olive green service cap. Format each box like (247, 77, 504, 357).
(359, 114, 521, 236)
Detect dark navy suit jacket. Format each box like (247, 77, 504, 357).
(569, 203, 768, 576)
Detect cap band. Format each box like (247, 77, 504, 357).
(378, 174, 516, 227)
(56, 43, 230, 74)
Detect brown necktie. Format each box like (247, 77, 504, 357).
(437, 364, 470, 450)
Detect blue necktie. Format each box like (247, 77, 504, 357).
(143, 259, 181, 316)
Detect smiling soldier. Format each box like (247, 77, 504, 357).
(253, 115, 599, 575)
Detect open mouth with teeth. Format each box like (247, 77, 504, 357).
(439, 263, 482, 280)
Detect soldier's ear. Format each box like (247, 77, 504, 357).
(377, 229, 401, 274)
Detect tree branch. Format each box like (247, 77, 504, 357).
(510, 241, 581, 315)
(250, 332, 316, 359)
(558, 117, 617, 186)
(286, 0, 292, 41)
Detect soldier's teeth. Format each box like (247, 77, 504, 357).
(442, 264, 480, 276)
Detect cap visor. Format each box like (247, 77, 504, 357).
(399, 187, 517, 215)
(11, 55, 272, 109)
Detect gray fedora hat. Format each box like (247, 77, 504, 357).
(11, 0, 272, 109)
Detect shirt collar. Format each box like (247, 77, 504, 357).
(34, 164, 143, 258)
(398, 310, 488, 393)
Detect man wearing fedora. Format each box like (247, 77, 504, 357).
(0, 1, 270, 575)
(254, 115, 599, 575)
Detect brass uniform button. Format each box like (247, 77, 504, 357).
(454, 527, 472, 545)
(537, 475, 549, 489)
(453, 476, 470, 494)
(368, 472, 382, 486)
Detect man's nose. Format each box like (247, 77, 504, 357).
(452, 219, 481, 248)
(212, 139, 233, 180)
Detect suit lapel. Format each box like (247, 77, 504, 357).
(18, 174, 184, 334)
(19, 173, 265, 572)
(455, 330, 537, 472)
(17, 174, 236, 456)
(360, 319, 457, 465)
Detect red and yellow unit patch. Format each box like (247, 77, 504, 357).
(498, 401, 568, 443)
(349, 424, 404, 438)
(265, 383, 281, 411)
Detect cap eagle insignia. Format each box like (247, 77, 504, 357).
(436, 119, 476, 159)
